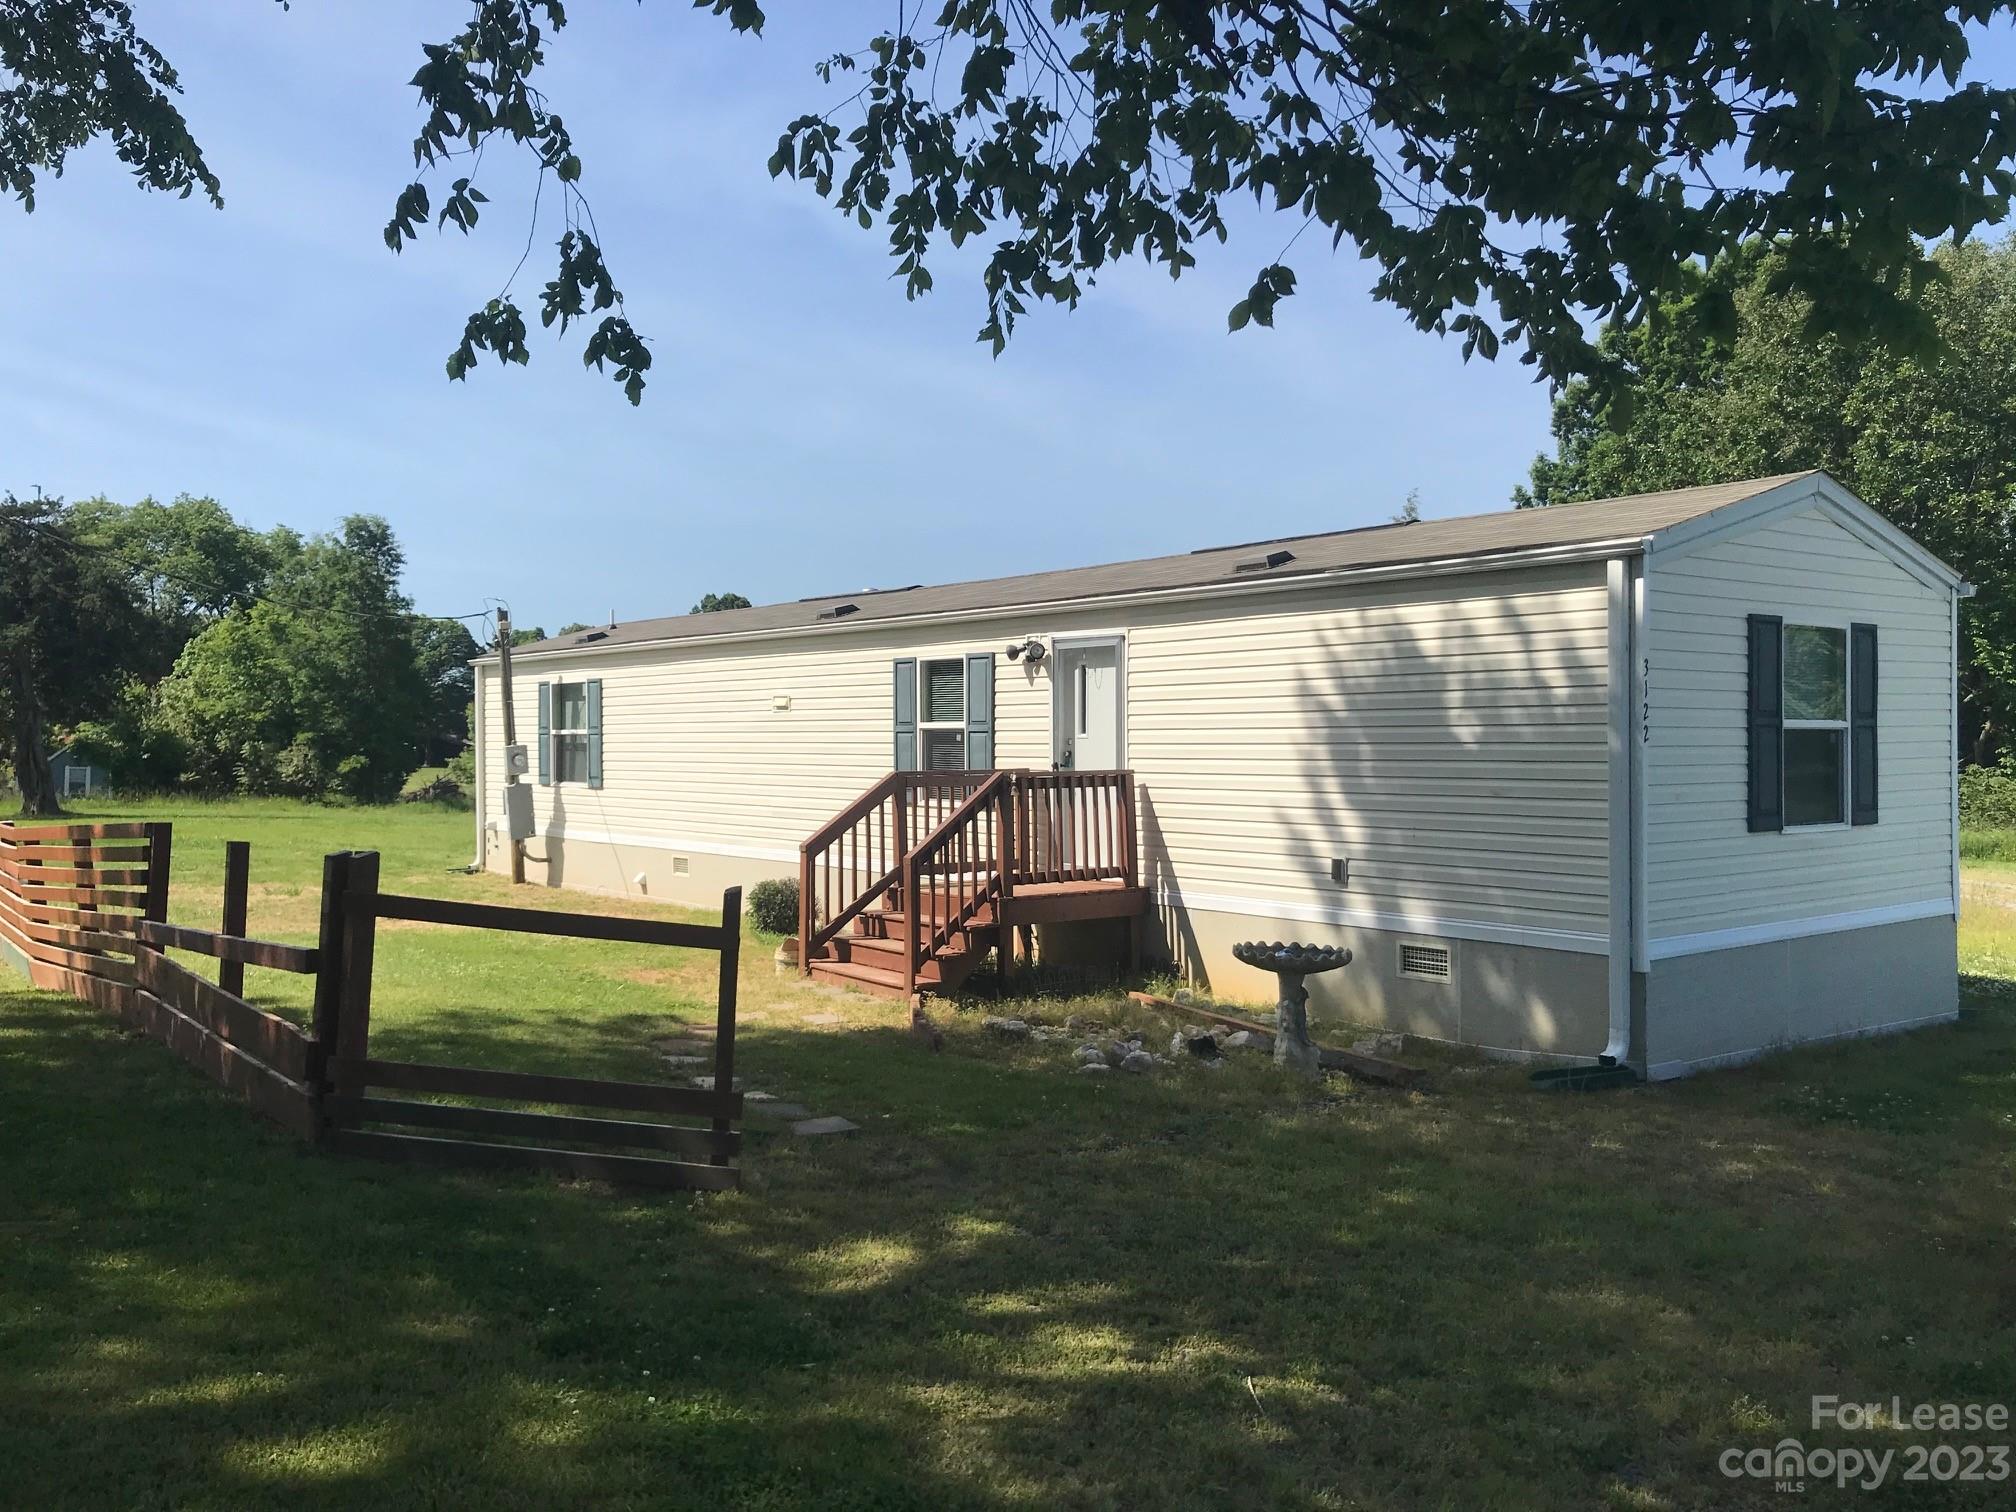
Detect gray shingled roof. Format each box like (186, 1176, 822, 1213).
(502, 472, 1817, 658)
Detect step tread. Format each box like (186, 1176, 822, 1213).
(806, 958, 908, 989)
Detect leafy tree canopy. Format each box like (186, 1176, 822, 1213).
(68, 494, 271, 679)
(157, 516, 435, 803)
(1517, 233, 2016, 763)
(7, 3, 2014, 404)
(691, 592, 753, 613)
(0, 495, 147, 815)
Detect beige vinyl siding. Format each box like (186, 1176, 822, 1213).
(478, 564, 1614, 941)
(1643, 506, 1956, 942)
(1123, 564, 1612, 941)
(481, 625, 1057, 862)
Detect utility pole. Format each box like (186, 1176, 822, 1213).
(496, 607, 527, 885)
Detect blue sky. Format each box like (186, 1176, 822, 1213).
(6, 3, 2013, 634)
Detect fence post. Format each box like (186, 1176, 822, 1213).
(308, 852, 353, 1139)
(142, 822, 172, 931)
(711, 886, 742, 1166)
(331, 852, 381, 1105)
(219, 840, 250, 997)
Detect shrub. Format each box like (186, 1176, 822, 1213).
(1960, 759, 2016, 829)
(747, 877, 800, 935)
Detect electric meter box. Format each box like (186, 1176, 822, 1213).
(503, 742, 531, 778)
(503, 781, 535, 841)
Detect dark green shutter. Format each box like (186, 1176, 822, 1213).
(585, 678, 604, 790)
(892, 659, 917, 771)
(1747, 614, 1783, 832)
(1850, 622, 1878, 825)
(536, 681, 552, 786)
(965, 652, 995, 770)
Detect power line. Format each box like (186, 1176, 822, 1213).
(0, 507, 490, 631)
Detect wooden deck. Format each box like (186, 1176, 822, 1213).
(797, 770, 1146, 1002)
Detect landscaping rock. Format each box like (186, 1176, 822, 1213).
(1170, 1025, 1220, 1059)
(688, 1075, 743, 1091)
(1076, 1062, 1110, 1076)
(1350, 1033, 1409, 1058)
(1075, 1044, 1108, 1067)
(983, 1016, 1032, 1039)
(660, 1054, 709, 1068)
(790, 1116, 859, 1136)
(1172, 987, 1201, 1007)
(1221, 1030, 1264, 1051)
(1120, 1050, 1156, 1074)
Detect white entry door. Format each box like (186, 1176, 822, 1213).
(1054, 641, 1122, 769)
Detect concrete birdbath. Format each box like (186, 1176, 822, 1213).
(1232, 940, 1354, 1075)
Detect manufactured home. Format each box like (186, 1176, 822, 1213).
(472, 471, 1965, 1079)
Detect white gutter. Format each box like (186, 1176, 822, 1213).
(1604, 555, 1636, 1067)
(476, 535, 1656, 667)
(465, 661, 487, 873)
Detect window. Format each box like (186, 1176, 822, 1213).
(551, 681, 591, 784)
(919, 659, 967, 770)
(1781, 625, 1847, 827)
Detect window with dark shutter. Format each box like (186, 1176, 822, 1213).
(892, 658, 917, 771)
(1850, 622, 1878, 825)
(536, 681, 552, 786)
(964, 652, 995, 770)
(1747, 614, 1783, 832)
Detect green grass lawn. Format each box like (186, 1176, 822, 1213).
(3, 799, 2013, 1509)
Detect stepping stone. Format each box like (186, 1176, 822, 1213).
(657, 1040, 710, 1055)
(748, 1101, 812, 1120)
(660, 1055, 708, 1067)
(805, 1012, 844, 1025)
(688, 1075, 743, 1091)
(744, 1090, 775, 1102)
(790, 1116, 859, 1137)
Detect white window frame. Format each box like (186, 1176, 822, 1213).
(917, 658, 967, 771)
(551, 680, 592, 786)
(1780, 619, 1851, 832)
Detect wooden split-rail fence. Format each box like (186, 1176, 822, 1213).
(0, 821, 743, 1191)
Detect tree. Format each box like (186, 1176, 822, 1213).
(1391, 490, 1421, 525)
(1517, 234, 2016, 763)
(412, 619, 482, 765)
(68, 495, 272, 681)
(158, 516, 432, 802)
(691, 593, 752, 613)
(7, 5, 2014, 405)
(0, 496, 146, 815)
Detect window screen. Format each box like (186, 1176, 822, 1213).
(922, 660, 965, 723)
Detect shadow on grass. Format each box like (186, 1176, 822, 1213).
(2, 978, 2013, 1510)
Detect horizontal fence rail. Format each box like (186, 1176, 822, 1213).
(6, 825, 747, 1196)
(321, 852, 746, 1192)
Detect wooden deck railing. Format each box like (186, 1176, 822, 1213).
(1011, 770, 1136, 887)
(901, 772, 1012, 995)
(800, 769, 1138, 987)
(797, 771, 992, 961)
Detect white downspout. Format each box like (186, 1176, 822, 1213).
(464, 660, 487, 873)
(1603, 555, 1637, 1067)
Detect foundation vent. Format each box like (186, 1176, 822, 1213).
(672, 856, 691, 876)
(1397, 940, 1453, 984)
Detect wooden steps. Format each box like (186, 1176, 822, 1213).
(797, 768, 1143, 1004)
(805, 912, 996, 998)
